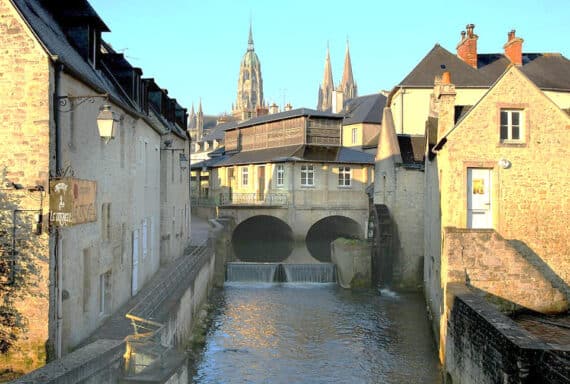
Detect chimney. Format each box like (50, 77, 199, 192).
(269, 103, 279, 114)
(284, 103, 293, 111)
(331, 89, 344, 114)
(456, 24, 478, 69)
(434, 71, 456, 139)
(503, 29, 524, 65)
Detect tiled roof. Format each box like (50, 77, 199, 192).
(342, 93, 386, 125)
(212, 145, 374, 167)
(400, 44, 570, 91)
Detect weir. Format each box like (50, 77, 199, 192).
(226, 262, 336, 283)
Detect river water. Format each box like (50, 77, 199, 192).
(190, 283, 442, 384)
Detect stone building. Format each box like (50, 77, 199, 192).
(202, 108, 374, 263)
(0, 0, 189, 376)
(373, 24, 570, 290)
(425, 66, 570, 365)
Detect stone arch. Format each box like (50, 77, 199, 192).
(232, 215, 294, 262)
(305, 216, 362, 262)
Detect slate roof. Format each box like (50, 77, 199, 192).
(201, 121, 238, 141)
(212, 145, 374, 167)
(227, 108, 343, 131)
(399, 44, 570, 91)
(397, 135, 425, 166)
(11, 0, 135, 111)
(342, 93, 386, 125)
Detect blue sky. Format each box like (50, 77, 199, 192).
(89, 0, 569, 116)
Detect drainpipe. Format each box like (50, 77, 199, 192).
(52, 57, 64, 359)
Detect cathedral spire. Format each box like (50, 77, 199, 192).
(248, 20, 254, 51)
(340, 39, 357, 100)
(317, 44, 334, 111)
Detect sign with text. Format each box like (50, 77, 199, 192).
(49, 178, 97, 226)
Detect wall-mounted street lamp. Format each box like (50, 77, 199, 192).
(96, 104, 120, 143)
(56, 93, 120, 143)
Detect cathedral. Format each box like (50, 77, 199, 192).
(317, 41, 357, 111)
(232, 23, 267, 121)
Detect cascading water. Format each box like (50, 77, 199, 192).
(225, 262, 279, 282)
(225, 262, 336, 283)
(282, 263, 336, 283)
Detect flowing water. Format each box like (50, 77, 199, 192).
(190, 282, 442, 383)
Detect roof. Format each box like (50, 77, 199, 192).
(397, 135, 425, 166)
(230, 108, 342, 131)
(12, 0, 131, 108)
(212, 145, 374, 167)
(342, 93, 386, 125)
(399, 44, 570, 91)
(201, 121, 238, 142)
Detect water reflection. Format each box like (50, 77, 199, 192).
(191, 284, 441, 384)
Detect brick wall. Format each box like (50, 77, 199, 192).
(0, 0, 51, 375)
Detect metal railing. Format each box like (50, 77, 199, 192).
(192, 192, 289, 207)
(124, 240, 210, 375)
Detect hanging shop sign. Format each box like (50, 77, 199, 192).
(49, 178, 97, 226)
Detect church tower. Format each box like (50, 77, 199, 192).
(317, 45, 334, 111)
(233, 22, 264, 121)
(339, 40, 357, 101)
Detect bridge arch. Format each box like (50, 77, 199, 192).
(232, 215, 294, 262)
(305, 216, 363, 262)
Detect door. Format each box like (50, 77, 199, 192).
(257, 166, 265, 201)
(132, 229, 139, 296)
(467, 168, 492, 228)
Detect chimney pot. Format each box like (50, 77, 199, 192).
(442, 71, 451, 85)
(456, 23, 478, 68)
(466, 24, 475, 37)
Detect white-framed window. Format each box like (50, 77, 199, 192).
(276, 164, 285, 187)
(301, 164, 315, 187)
(338, 166, 352, 187)
(500, 110, 523, 142)
(351, 127, 358, 144)
(241, 167, 249, 186)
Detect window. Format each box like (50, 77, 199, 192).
(338, 167, 351, 187)
(276, 164, 285, 186)
(101, 203, 111, 242)
(241, 167, 249, 186)
(500, 110, 523, 142)
(301, 165, 315, 186)
(351, 128, 358, 144)
(99, 270, 111, 315)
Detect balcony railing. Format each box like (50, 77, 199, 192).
(192, 192, 289, 207)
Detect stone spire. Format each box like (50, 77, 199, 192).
(339, 40, 357, 100)
(317, 44, 334, 111)
(233, 21, 264, 121)
(196, 99, 204, 140)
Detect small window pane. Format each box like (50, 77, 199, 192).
(500, 125, 509, 140)
(500, 111, 508, 126)
(512, 112, 519, 126)
(512, 125, 520, 140)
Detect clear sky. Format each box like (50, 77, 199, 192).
(89, 0, 569, 116)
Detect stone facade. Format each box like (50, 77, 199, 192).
(0, 0, 190, 377)
(425, 66, 570, 362)
(0, 0, 52, 373)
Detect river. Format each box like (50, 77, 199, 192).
(190, 283, 442, 384)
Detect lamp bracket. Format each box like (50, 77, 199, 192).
(56, 93, 108, 112)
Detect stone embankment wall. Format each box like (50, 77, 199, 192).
(331, 238, 371, 289)
(445, 285, 570, 384)
(443, 227, 568, 313)
(10, 219, 231, 384)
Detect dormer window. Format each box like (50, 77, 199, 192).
(88, 26, 99, 67)
(500, 109, 523, 143)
